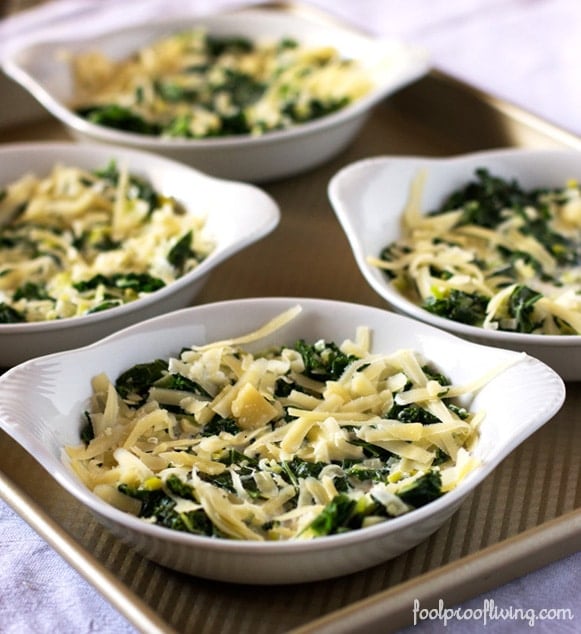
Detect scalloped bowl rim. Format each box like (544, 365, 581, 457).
(0, 297, 565, 557)
(329, 147, 581, 350)
(0, 142, 280, 335)
(1, 9, 429, 151)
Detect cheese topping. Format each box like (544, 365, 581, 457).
(370, 168, 581, 335)
(70, 30, 373, 138)
(66, 306, 517, 541)
(0, 162, 213, 322)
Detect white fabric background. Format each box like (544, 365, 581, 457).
(0, 1, 580, 632)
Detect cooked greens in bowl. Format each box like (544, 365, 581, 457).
(0, 298, 564, 583)
(2, 8, 427, 181)
(369, 167, 581, 335)
(0, 159, 212, 323)
(66, 305, 496, 541)
(71, 29, 373, 140)
(0, 143, 279, 367)
(329, 148, 581, 380)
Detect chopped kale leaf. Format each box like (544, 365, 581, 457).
(397, 470, 442, 508)
(167, 231, 194, 273)
(387, 403, 441, 425)
(115, 359, 169, 403)
(80, 411, 95, 444)
(73, 272, 165, 294)
(306, 493, 357, 536)
(294, 339, 358, 381)
(423, 289, 489, 326)
(206, 35, 254, 57)
(88, 300, 123, 313)
(92, 160, 161, 213)
(507, 284, 543, 333)
(348, 438, 394, 461)
(201, 416, 241, 437)
(77, 104, 161, 135)
(0, 303, 25, 323)
(154, 372, 211, 398)
(217, 69, 265, 107)
(281, 457, 326, 486)
(432, 168, 538, 229)
(13, 282, 53, 302)
(118, 480, 216, 536)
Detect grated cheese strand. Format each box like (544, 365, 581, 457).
(64, 307, 520, 541)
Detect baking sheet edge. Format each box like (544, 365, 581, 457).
(289, 507, 581, 633)
(0, 468, 175, 634)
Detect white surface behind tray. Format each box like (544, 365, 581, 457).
(0, 0, 580, 136)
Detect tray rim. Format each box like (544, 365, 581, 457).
(1, 2, 581, 633)
(288, 506, 581, 633)
(0, 460, 176, 634)
(425, 69, 581, 150)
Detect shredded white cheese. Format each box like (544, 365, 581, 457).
(369, 169, 581, 335)
(0, 162, 213, 322)
(70, 29, 373, 138)
(65, 306, 517, 541)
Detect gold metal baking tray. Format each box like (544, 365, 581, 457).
(1, 4, 580, 633)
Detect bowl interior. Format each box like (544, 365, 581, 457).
(328, 148, 581, 376)
(2, 8, 428, 147)
(0, 142, 280, 311)
(0, 143, 280, 366)
(0, 298, 565, 555)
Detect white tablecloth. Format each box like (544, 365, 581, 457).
(0, 1, 580, 632)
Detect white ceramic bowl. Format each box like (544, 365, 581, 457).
(0, 297, 565, 584)
(0, 143, 279, 367)
(1, 8, 428, 182)
(329, 147, 581, 381)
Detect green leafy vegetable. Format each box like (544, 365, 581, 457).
(432, 168, 538, 229)
(77, 104, 161, 135)
(387, 403, 442, 425)
(0, 303, 25, 323)
(115, 359, 168, 403)
(397, 471, 442, 508)
(73, 273, 165, 294)
(167, 231, 194, 273)
(294, 339, 357, 381)
(507, 285, 543, 333)
(80, 411, 95, 444)
(93, 160, 161, 213)
(305, 494, 357, 536)
(423, 289, 489, 326)
(201, 416, 240, 437)
(153, 372, 211, 398)
(13, 282, 53, 302)
(119, 477, 217, 536)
